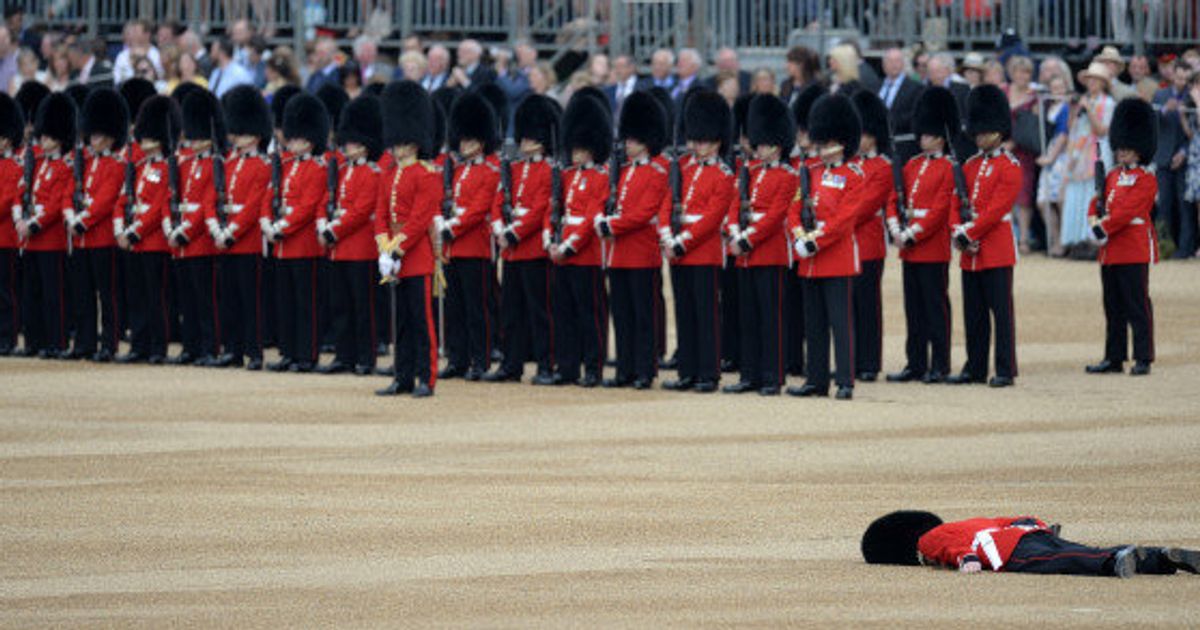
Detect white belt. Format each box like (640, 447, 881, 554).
(181, 202, 201, 214)
(682, 213, 702, 225)
(911, 208, 929, 219)
(134, 203, 149, 215)
(565, 215, 585, 226)
(513, 206, 530, 218)
(1130, 217, 1145, 225)
(282, 205, 294, 217)
(749, 211, 764, 222)
(227, 203, 245, 215)
(453, 206, 466, 217)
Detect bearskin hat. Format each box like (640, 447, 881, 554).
(733, 93, 753, 140)
(182, 89, 225, 151)
(364, 82, 384, 97)
(338, 94, 384, 161)
(170, 81, 203, 107)
(747, 94, 794, 156)
(966, 84, 1011, 138)
(618, 90, 668, 156)
(271, 84, 302, 131)
(514, 94, 559, 152)
(382, 80, 434, 157)
(118, 78, 156, 120)
(81, 88, 129, 149)
(562, 92, 611, 163)
(283, 92, 330, 154)
(675, 86, 709, 145)
(791, 83, 825, 132)
(448, 91, 498, 154)
(431, 86, 459, 151)
(474, 82, 508, 139)
(315, 83, 349, 132)
(1109, 98, 1157, 165)
(573, 85, 611, 115)
(34, 92, 77, 148)
(134, 95, 182, 150)
(850, 89, 891, 154)
(65, 83, 90, 109)
(646, 86, 675, 138)
(222, 85, 273, 148)
(913, 86, 961, 143)
(684, 90, 731, 151)
(15, 81, 48, 128)
(0, 92, 22, 147)
(808, 93, 861, 157)
(861, 511, 944, 565)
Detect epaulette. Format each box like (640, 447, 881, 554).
(717, 161, 733, 176)
(877, 154, 892, 165)
(420, 159, 438, 173)
(1001, 149, 1021, 167)
(483, 161, 500, 173)
(650, 161, 667, 175)
(847, 162, 864, 177)
(779, 163, 798, 176)
(367, 162, 381, 173)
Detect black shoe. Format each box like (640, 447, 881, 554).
(438, 364, 465, 379)
(632, 378, 652, 390)
(719, 359, 738, 373)
(192, 355, 218, 367)
(855, 371, 877, 383)
(10, 346, 32, 357)
(722, 381, 758, 394)
(147, 354, 166, 365)
(659, 355, 679, 370)
(661, 377, 694, 391)
(887, 367, 920, 382)
(463, 367, 484, 381)
(212, 353, 242, 368)
(835, 385, 854, 400)
(692, 380, 717, 393)
(412, 383, 434, 398)
(35, 349, 53, 359)
(168, 352, 195, 366)
(375, 342, 389, 357)
(376, 380, 412, 396)
(245, 358, 263, 371)
(758, 385, 780, 396)
(0, 344, 12, 356)
(289, 362, 314, 373)
(602, 377, 632, 389)
(988, 376, 1014, 388)
(320, 342, 335, 354)
(267, 358, 292, 372)
(577, 373, 600, 388)
(374, 365, 393, 377)
(318, 361, 351, 375)
(786, 383, 828, 397)
(482, 369, 521, 383)
(530, 371, 556, 386)
(1130, 361, 1151, 376)
(921, 371, 946, 384)
(1085, 359, 1123, 374)
(59, 348, 88, 361)
(1112, 546, 1137, 579)
(90, 349, 114, 363)
(491, 348, 505, 363)
(946, 371, 983, 385)
(548, 372, 571, 386)
(1163, 547, 1200, 574)
(115, 351, 145, 364)
(354, 365, 373, 376)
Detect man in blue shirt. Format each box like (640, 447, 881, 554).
(208, 37, 255, 98)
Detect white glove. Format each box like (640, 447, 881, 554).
(433, 214, 447, 233)
(542, 229, 552, 251)
(316, 217, 328, 234)
(378, 252, 394, 278)
(491, 219, 505, 238)
(793, 239, 816, 259)
(390, 257, 402, 276)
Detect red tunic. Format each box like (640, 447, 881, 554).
(850, 153, 892, 262)
(609, 156, 669, 269)
(445, 156, 501, 260)
(792, 160, 864, 278)
(556, 165, 609, 267)
(374, 158, 443, 278)
(918, 516, 1053, 571)
(957, 149, 1021, 271)
(174, 153, 217, 258)
(222, 151, 272, 256)
(890, 154, 954, 264)
(70, 150, 124, 250)
(1087, 165, 1158, 266)
(736, 162, 796, 268)
(1, 152, 24, 249)
(327, 159, 380, 262)
(498, 157, 551, 262)
(676, 157, 735, 266)
(123, 157, 171, 253)
(274, 155, 328, 259)
(19, 152, 73, 252)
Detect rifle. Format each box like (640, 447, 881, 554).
(122, 146, 136, 229)
(945, 123, 976, 250)
(1093, 159, 1107, 220)
(797, 156, 816, 234)
(166, 116, 182, 248)
(69, 141, 85, 254)
(265, 149, 282, 257)
(17, 142, 34, 255)
(606, 139, 622, 219)
(885, 118, 908, 230)
(326, 152, 338, 223)
(499, 150, 514, 225)
(549, 125, 564, 245)
(211, 125, 230, 248)
(441, 151, 455, 221)
(668, 133, 683, 234)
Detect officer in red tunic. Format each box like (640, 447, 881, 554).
(886, 87, 958, 384)
(784, 83, 825, 377)
(14, 93, 75, 358)
(659, 91, 735, 393)
(948, 85, 1022, 388)
(63, 88, 128, 362)
(546, 94, 610, 388)
(483, 94, 559, 385)
(862, 510, 1200, 578)
(211, 85, 272, 370)
(847, 90, 892, 382)
(789, 94, 865, 400)
(316, 95, 381, 376)
(262, 93, 329, 373)
(596, 90, 668, 390)
(0, 94, 22, 355)
(168, 90, 224, 366)
(116, 95, 179, 364)
(374, 80, 442, 398)
(1085, 99, 1158, 377)
(724, 95, 796, 396)
(435, 91, 501, 381)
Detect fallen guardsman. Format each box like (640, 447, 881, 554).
(862, 511, 1200, 578)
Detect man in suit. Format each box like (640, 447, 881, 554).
(421, 45, 452, 92)
(707, 47, 752, 94)
(637, 48, 676, 92)
(605, 54, 639, 116)
(1153, 66, 1194, 258)
(68, 38, 113, 87)
(449, 39, 496, 88)
(304, 36, 340, 94)
(671, 48, 703, 110)
(878, 48, 924, 164)
(927, 52, 974, 159)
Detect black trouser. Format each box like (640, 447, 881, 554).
(803, 275, 855, 389)
(69, 246, 120, 355)
(261, 254, 278, 348)
(854, 258, 884, 374)
(784, 264, 805, 375)
(719, 258, 739, 368)
(655, 267, 666, 360)
(901, 261, 951, 375)
(673, 264, 720, 383)
(445, 257, 494, 372)
(126, 251, 169, 357)
(0, 248, 19, 349)
(553, 264, 606, 381)
(329, 259, 377, 368)
(393, 274, 438, 389)
(1101, 263, 1154, 364)
(737, 265, 785, 388)
(277, 257, 319, 364)
(219, 253, 263, 361)
(176, 256, 221, 358)
(961, 266, 1017, 380)
(498, 258, 553, 376)
(1006, 532, 1178, 576)
(20, 250, 66, 353)
(609, 266, 658, 383)
(375, 280, 391, 351)
(318, 258, 334, 348)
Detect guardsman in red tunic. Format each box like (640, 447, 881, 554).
(374, 81, 443, 398)
(316, 95, 381, 376)
(720, 95, 754, 375)
(784, 83, 825, 377)
(886, 87, 958, 384)
(596, 90, 668, 390)
(14, 93, 75, 358)
(948, 85, 1022, 388)
(0, 94, 22, 355)
(659, 91, 735, 393)
(314, 84, 350, 356)
(788, 94, 865, 401)
(1085, 99, 1158, 377)
(63, 88, 128, 362)
(115, 95, 178, 364)
(167, 90, 224, 366)
(262, 93, 329, 373)
(483, 94, 558, 385)
(434, 91, 501, 381)
(545, 94, 611, 388)
(210, 86, 272, 370)
(724, 95, 797, 396)
(847, 90, 892, 382)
